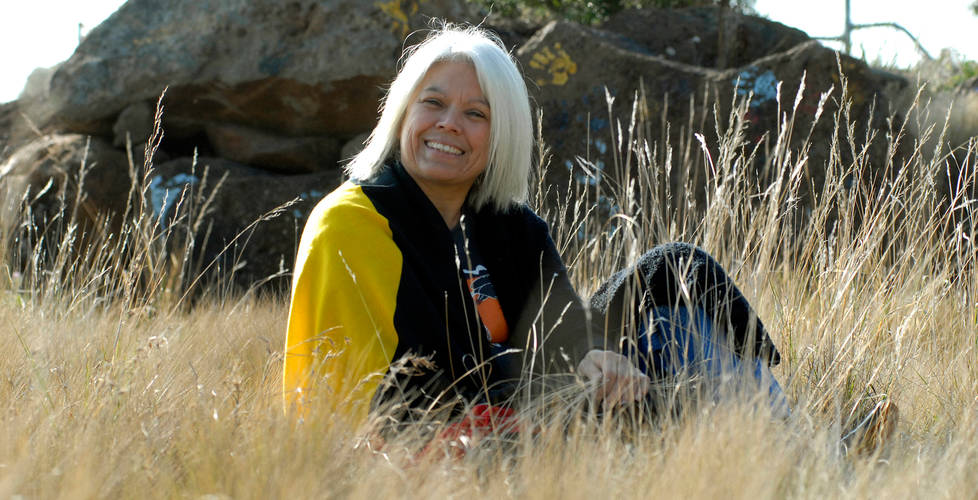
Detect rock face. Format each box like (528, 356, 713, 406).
(518, 21, 713, 192)
(600, 7, 811, 69)
(149, 157, 343, 288)
(45, 0, 476, 140)
(0, 134, 133, 227)
(0, 134, 137, 266)
(0, 101, 16, 161)
(517, 20, 898, 205)
(2, 2, 913, 292)
(204, 123, 340, 174)
(3, 0, 478, 290)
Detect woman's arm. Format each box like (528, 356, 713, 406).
(283, 183, 403, 422)
(508, 222, 606, 375)
(508, 218, 648, 404)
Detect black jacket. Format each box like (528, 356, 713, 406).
(283, 161, 599, 421)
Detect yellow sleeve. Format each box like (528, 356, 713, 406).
(282, 183, 402, 424)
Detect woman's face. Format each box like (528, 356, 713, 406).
(398, 61, 491, 201)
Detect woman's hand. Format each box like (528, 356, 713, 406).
(577, 350, 649, 408)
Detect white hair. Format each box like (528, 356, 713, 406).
(344, 25, 533, 212)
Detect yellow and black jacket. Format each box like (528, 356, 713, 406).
(283, 162, 597, 422)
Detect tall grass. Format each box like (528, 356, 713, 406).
(1, 71, 976, 498)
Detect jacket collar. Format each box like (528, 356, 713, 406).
(379, 160, 455, 236)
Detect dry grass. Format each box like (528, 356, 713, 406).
(1, 74, 977, 498)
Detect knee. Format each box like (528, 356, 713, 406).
(643, 242, 713, 268)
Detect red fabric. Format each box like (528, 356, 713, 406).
(420, 404, 520, 459)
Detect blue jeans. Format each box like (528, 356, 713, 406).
(627, 306, 790, 416)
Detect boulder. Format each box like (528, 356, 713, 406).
(518, 20, 899, 207)
(204, 123, 340, 174)
(20, 65, 58, 103)
(717, 41, 901, 198)
(518, 21, 716, 194)
(339, 132, 371, 163)
(5, 1, 918, 293)
(0, 134, 147, 267)
(112, 101, 155, 147)
(601, 6, 811, 69)
(44, 0, 477, 140)
(483, 16, 543, 53)
(0, 134, 137, 230)
(11, 66, 62, 145)
(0, 101, 15, 161)
(149, 157, 343, 289)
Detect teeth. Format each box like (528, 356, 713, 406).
(426, 141, 462, 155)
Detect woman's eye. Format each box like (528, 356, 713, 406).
(422, 98, 441, 106)
(468, 110, 487, 119)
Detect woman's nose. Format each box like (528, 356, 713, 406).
(436, 108, 462, 133)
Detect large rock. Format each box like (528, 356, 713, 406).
(149, 157, 343, 289)
(0, 133, 340, 289)
(483, 16, 543, 53)
(44, 0, 477, 140)
(112, 101, 155, 147)
(519, 21, 711, 192)
(0, 134, 136, 230)
(6, 2, 918, 293)
(0, 134, 149, 266)
(204, 123, 340, 174)
(601, 6, 811, 69)
(518, 20, 899, 207)
(0, 101, 16, 162)
(7, 66, 62, 149)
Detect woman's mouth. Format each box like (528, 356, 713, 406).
(425, 141, 463, 155)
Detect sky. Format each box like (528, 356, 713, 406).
(1, 0, 977, 103)
(753, 0, 978, 67)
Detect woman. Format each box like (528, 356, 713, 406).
(282, 25, 784, 426)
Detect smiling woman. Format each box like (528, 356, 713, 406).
(282, 26, 591, 425)
(398, 61, 492, 227)
(282, 24, 790, 442)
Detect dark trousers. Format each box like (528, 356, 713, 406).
(591, 243, 788, 413)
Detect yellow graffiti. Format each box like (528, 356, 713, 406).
(376, 0, 426, 39)
(528, 43, 577, 86)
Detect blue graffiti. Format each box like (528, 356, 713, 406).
(590, 116, 609, 132)
(149, 173, 200, 230)
(735, 67, 779, 107)
(290, 190, 327, 219)
(554, 100, 572, 131)
(298, 190, 324, 201)
(573, 113, 609, 133)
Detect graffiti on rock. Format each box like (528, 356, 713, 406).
(735, 67, 779, 108)
(377, 0, 427, 39)
(149, 173, 200, 230)
(548, 85, 621, 187)
(529, 43, 578, 86)
(291, 189, 325, 219)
